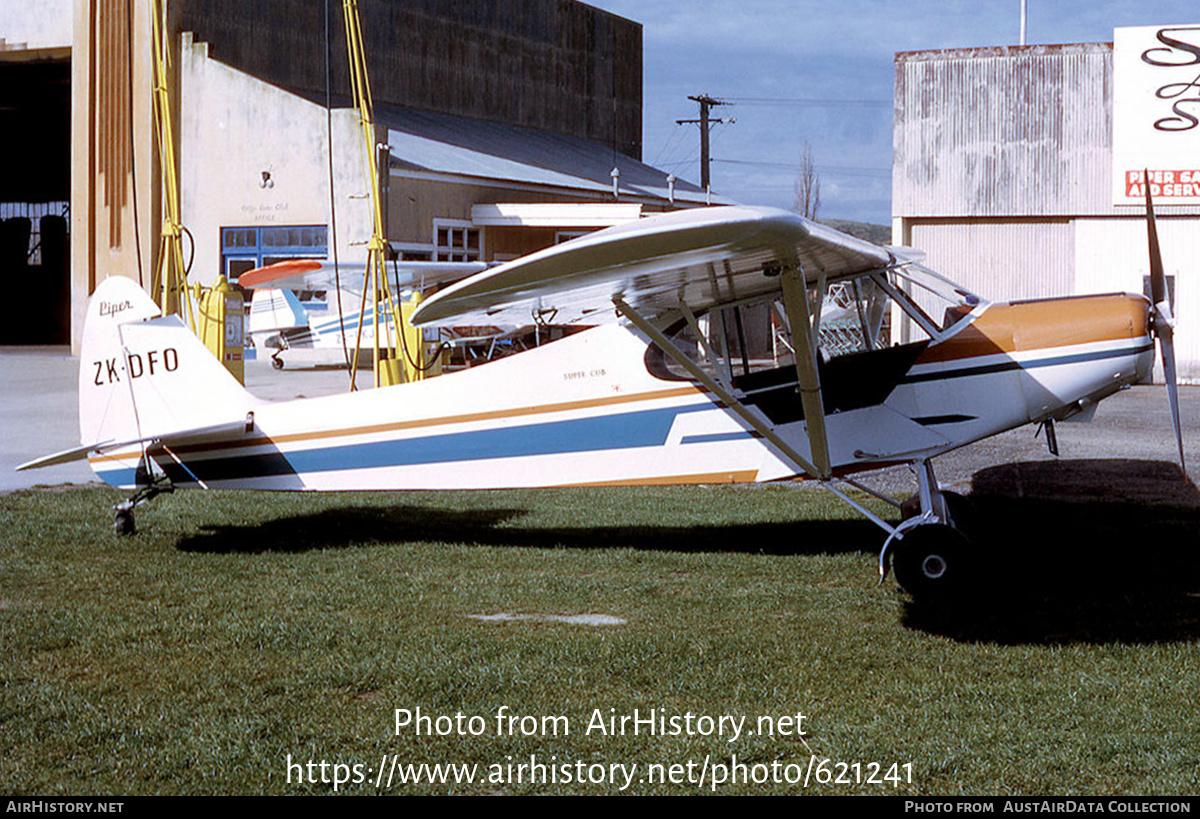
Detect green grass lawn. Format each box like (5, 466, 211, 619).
(2, 482, 1199, 795)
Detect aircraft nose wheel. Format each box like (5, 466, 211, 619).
(891, 523, 972, 602)
(271, 355, 284, 370)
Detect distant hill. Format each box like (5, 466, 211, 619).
(820, 219, 892, 246)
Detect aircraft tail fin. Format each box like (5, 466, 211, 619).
(248, 287, 308, 337)
(78, 277, 256, 476)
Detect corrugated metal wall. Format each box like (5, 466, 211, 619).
(172, 0, 643, 159)
(894, 44, 1200, 379)
(909, 220, 1074, 303)
(895, 45, 1112, 218)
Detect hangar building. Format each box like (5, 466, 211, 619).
(893, 33, 1200, 379)
(0, 0, 704, 349)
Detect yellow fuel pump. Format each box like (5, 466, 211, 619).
(194, 276, 245, 383)
(371, 292, 439, 385)
(399, 291, 441, 382)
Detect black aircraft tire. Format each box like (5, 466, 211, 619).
(271, 356, 284, 370)
(892, 523, 972, 602)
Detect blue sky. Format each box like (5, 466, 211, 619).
(585, 0, 1200, 224)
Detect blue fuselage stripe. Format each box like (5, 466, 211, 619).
(286, 405, 695, 474)
(95, 403, 712, 486)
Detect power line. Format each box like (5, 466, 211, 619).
(650, 125, 688, 167)
(713, 158, 891, 178)
(722, 97, 890, 108)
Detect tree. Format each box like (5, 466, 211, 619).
(792, 142, 821, 220)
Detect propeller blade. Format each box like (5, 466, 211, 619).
(1160, 329, 1187, 479)
(1144, 172, 1187, 479)
(1145, 171, 1167, 307)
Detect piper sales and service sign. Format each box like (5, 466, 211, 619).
(1113, 25, 1200, 206)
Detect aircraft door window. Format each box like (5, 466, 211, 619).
(814, 279, 892, 359)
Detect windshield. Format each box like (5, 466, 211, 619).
(885, 262, 984, 338)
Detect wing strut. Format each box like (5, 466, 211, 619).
(612, 295, 823, 480)
(778, 265, 833, 479)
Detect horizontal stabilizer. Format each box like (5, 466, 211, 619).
(16, 440, 115, 471)
(17, 416, 258, 473)
(248, 288, 309, 336)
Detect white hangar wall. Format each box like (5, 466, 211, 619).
(906, 220, 1076, 303)
(0, 0, 72, 48)
(178, 32, 369, 285)
(894, 45, 1113, 218)
(893, 42, 1200, 380)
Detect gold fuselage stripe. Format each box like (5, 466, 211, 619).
(916, 294, 1148, 365)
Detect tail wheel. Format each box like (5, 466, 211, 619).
(113, 508, 136, 535)
(892, 523, 972, 601)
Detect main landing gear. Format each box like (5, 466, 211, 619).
(881, 460, 977, 602)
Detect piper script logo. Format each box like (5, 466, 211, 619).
(99, 299, 134, 318)
(1141, 26, 1200, 132)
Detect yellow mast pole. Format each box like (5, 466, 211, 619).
(342, 0, 403, 389)
(148, 0, 193, 330)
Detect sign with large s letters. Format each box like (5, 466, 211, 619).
(1113, 25, 1200, 206)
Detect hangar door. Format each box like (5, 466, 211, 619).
(0, 59, 70, 345)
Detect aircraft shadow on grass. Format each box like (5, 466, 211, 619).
(901, 458, 1200, 645)
(175, 458, 1200, 645)
(174, 502, 882, 558)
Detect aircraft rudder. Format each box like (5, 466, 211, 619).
(78, 277, 163, 446)
(78, 276, 254, 449)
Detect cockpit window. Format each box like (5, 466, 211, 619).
(815, 277, 891, 358)
(649, 264, 982, 383)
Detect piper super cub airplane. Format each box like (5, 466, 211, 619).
(242, 259, 486, 370)
(18, 197, 1185, 600)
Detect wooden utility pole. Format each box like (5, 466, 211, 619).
(676, 94, 733, 192)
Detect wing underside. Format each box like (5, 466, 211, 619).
(411, 206, 894, 328)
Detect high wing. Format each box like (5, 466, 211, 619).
(239, 258, 488, 292)
(410, 206, 894, 328)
